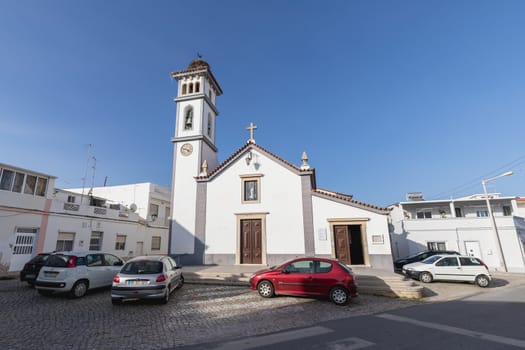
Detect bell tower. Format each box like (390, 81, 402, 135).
(169, 59, 223, 259)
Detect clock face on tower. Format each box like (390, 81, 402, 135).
(180, 143, 193, 156)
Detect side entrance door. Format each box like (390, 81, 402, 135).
(136, 241, 144, 256)
(9, 232, 36, 272)
(334, 225, 351, 265)
(241, 219, 262, 264)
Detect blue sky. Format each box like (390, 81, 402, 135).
(1, 0, 524, 207)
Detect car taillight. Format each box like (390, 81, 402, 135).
(67, 256, 77, 268)
(156, 274, 167, 282)
(113, 275, 120, 283)
(480, 260, 489, 270)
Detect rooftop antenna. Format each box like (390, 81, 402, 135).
(80, 144, 92, 205)
(89, 156, 97, 196)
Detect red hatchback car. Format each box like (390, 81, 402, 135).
(249, 257, 358, 305)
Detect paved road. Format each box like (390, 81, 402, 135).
(182, 283, 525, 350)
(3, 272, 524, 350)
(0, 279, 420, 350)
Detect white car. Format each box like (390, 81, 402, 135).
(402, 254, 492, 287)
(35, 251, 124, 298)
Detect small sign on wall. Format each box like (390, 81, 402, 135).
(371, 234, 384, 244)
(318, 228, 327, 241)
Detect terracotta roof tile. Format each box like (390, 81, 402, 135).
(313, 189, 390, 213)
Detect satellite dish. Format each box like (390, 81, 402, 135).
(129, 203, 137, 212)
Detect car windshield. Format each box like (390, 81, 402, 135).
(122, 261, 163, 274)
(422, 255, 442, 264)
(45, 254, 69, 267)
(31, 254, 49, 263)
(405, 252, 426, 260)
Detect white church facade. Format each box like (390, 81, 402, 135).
(169, 59, 394, 269)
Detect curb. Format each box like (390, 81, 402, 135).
(183, 271, 424, 299)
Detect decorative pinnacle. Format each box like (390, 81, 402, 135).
(301, 151, 310, 170)
(200, 160, 208, 176)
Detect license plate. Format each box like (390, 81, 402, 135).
(44, 271, 59, 277)
(127, 280, 149, 286)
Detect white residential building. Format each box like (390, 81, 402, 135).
(66, 183, 171, 227)
(390, 194, 525, 272)
(0, 163, 169, 273)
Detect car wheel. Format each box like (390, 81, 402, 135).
(176, 275, 184, 289)
(111, 298, 122, 305)
(330, 286, 349, 306)
(419, 272, 433, 283)
(475, 274, 490, 288)
(70, 280, 88, 298)
(160, 286, 170, 304)
(257, 280, 274, 298)
(37, 289, 53, 297)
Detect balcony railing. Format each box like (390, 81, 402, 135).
(63, 203, 80, 211)
(93, 207, 107, 215)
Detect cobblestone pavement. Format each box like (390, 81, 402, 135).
(0, 279, 421, 350)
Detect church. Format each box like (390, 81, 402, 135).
(168, 58, 393, 269)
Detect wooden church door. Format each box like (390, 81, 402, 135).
(334, 224, 365, 265)
(241, 219, 262, 264)
(334, 225, 351, 265)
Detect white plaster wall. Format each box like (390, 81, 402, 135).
(205, 149, 305, 255)
(1, 189, 47, 211)
(0, 210, 42, 267)
(202, 102, 215, 144)
(177, 100, 203, 138)
(202, 142, 219, 171)
(66, 184, 152, 218)
(42, 215, 168, 257)
(312, 196, 391, 256)
(395, 214, 525, 272)
(0, 201, 169, 270)
(388, 206, 410, 259)
(0, 190, 47, 268)
(170, 141, 200, 254)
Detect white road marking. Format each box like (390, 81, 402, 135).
(377, 313, 525, 348)
(325, 337, 375, 350)
(211, 326, 333, 350)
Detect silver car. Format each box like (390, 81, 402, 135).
(111, 255, 184, 305)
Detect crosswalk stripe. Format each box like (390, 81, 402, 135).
(211, 326, 333, 350)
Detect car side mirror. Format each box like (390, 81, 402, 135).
(114, 261, 123, 266)
(174, 266, 181, 270)
(281, 269, 289, 274)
